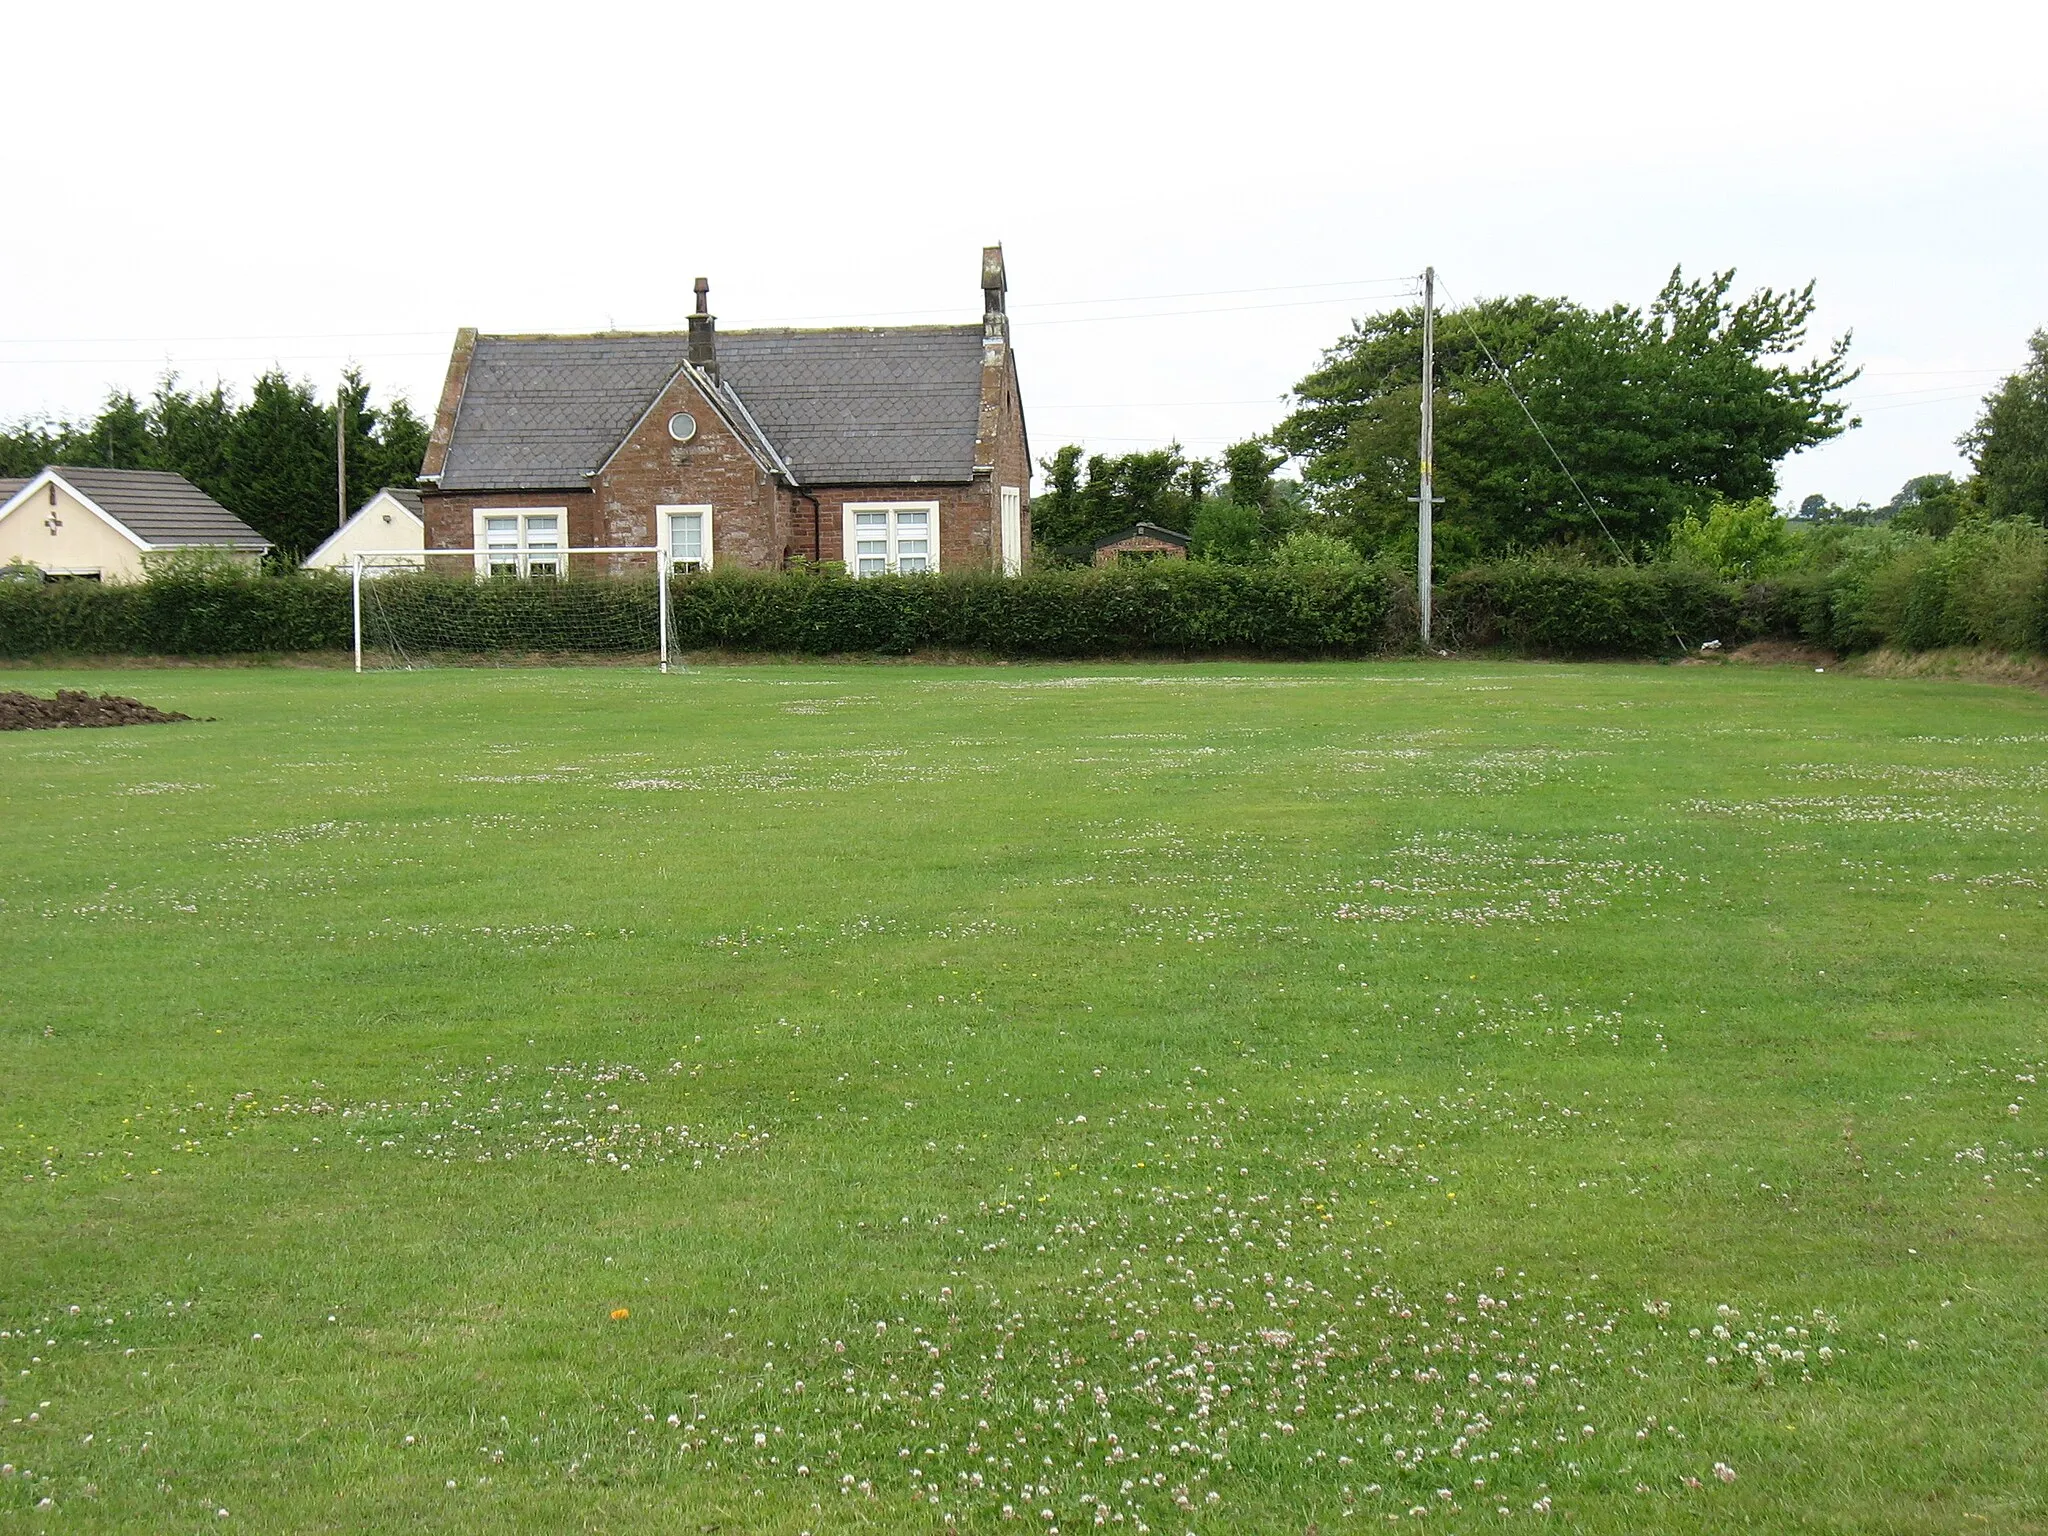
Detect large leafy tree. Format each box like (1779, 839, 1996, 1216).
(1274, 270, 1857, 558)
(1963, 330, 2048, 524)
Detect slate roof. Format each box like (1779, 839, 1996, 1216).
(0, 478, 26, 505)
(722, 328, 985, 486)
(378, 487, 425, 517)
(437, 326, 987, 491)
(40, 468, 270, 548)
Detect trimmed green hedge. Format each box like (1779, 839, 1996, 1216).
(0, 570, 351, 657)
(668, 563, 1409, 656)
(2, 550, 2037, 662)
(1436, 561, 1745, 657)
(355, 563, 1411, 658)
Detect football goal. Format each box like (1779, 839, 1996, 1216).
(348, 548, 680, 671)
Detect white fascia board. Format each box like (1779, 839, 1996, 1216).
(301, 512, 364, 568)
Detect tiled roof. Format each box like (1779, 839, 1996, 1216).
(0, 478, 26, 505)
(721, 327, 984, 486)
(441, 335, 692, 492)
(379, 487, 425, 517)
(437, 326, 986, 491)
(49, 468, 270, 548)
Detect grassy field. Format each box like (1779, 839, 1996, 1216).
(1, 660, 2043, 1534)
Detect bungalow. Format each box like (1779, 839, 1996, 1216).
(302, 487, 425, 574)
(0, 467, 270, 581)
(417, 247, 1030, 577)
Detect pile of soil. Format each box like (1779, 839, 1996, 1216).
(0, 690, 194, 730)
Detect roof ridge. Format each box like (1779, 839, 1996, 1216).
(472, 323, 982, 343)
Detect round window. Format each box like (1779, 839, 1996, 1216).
(666, 411, 698, 443)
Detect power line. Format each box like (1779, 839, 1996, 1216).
(1016, 275, 1419, 312)
(0, 327, 449, 347)
(1858, 391, 1989, 413)
(0, 350, 449, 368)
(1016, 291, 1417, 329)
(1037, 398, 1285, 409)
(0, 276, 1421, 349)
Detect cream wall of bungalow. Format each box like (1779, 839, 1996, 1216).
(0, 481, 150, 580)
(303, 491, 426, 573)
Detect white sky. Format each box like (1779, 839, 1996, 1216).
(3, 0, 2043, 508)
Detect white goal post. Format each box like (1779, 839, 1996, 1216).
(348, 547, 674, 673)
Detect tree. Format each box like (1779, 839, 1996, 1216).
(1030, 444, 1208, 560)
(369, 395, 430, 494)
(1963, 330, 2048, 525)
(1275, 269, 1857, 560)
(1666, 497, 1804, 578)
(226, 371, 336, 561)
(1791, 491, 1890, 527)
(1885, 473, 1972, 537)
(148, 375, 237, 500)
(79, 391, 153, 468)
(1190, 500, 1263, 563)
(1221, 438, 1282, 512)
(1266, 528, 1364, 570)
(334, 365, 429, 514)
(0, 418, 89, 477)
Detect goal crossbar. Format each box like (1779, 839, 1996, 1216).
(348, 547, 673, 674)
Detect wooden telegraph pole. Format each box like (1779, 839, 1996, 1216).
(336, 382, 348, 531)
(1416, 266, 1439, 648)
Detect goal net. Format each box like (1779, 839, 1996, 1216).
(350, 548, 679, 670)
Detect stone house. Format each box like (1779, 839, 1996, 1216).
(417, 248, 1029, 578)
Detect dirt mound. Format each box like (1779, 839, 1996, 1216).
(1728, 639, 1839, 669)
(0, 690, 194, 731)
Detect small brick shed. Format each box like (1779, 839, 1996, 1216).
(1092, 522, 1191, 566)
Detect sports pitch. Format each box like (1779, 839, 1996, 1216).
(2, 661, 2043, 1533)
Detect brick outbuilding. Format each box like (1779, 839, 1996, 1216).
(417, 250, 1029, 578)
(1092, 522, 1191, 566)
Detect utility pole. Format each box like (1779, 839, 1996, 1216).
(336, 382, 348, 530)
(1416, 266, 1438, 648)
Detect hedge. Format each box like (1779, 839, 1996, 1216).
(0, 569, 352, 657)
(2, 550, 2037, 662)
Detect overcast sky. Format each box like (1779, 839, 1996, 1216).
(3, 0, 2042, 507)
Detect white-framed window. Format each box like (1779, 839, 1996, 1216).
(472, 508, 565, 578)
(658, 504, 714, 573)
(842, 501, 939, 577)
(1000, 484, 1022, 577)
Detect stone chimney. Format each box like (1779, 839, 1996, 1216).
(981, 245, 1007, 344)
(688, 277, 718, 380)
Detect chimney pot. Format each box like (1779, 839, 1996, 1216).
(688, 278, 718, 379)
(981, 245, 1007, 315)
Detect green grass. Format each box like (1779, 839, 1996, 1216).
(1, 660, 2043, 1534)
